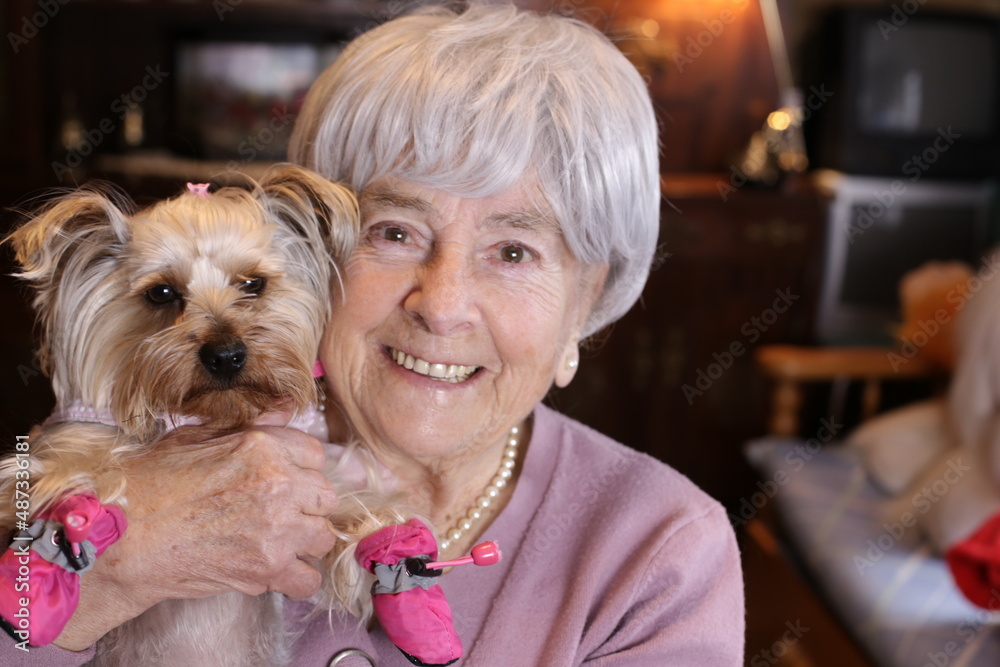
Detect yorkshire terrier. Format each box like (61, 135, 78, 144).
(0, 165, 407, 665)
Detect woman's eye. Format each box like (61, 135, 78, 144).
(499, 244, 531, 263)
(382, 226, 408, 243)
(238, 277, 267, 295)
(144, 284, 179, 305)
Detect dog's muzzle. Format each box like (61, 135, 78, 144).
(199, 340, 247, 380)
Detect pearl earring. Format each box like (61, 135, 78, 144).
(566, 353, 579, 370)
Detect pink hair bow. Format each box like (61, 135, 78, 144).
(186, 182, 211, 198)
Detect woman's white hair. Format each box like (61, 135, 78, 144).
(289, 2, 660, 337)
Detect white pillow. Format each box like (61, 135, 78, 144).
(846, 399, 953, 495)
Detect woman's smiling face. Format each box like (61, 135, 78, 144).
(319, 176, 605, 463)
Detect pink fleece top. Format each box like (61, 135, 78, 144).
(5, 404, 744, 665)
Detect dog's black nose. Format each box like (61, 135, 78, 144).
(199, 340, 247, 380)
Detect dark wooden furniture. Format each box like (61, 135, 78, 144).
(0, 0, 382, 206)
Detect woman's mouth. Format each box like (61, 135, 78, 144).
(389, 348, 479, 383)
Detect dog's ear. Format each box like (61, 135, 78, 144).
(254, 163, 359, 265)
(5, 184, 133, 290)
(5, 185, 133, 380)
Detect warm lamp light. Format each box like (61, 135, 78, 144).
(600, 0, 786, 172)
(767, 109, 792, 131)
(644, 0, 753, 21)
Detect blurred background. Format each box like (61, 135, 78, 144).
(1, 0, 999, 664)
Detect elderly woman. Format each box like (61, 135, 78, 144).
(5, 3, 742, 665)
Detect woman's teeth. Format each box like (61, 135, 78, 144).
(390, 349, 477, 383)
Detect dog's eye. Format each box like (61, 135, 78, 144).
(238, 277, 267, 295)
(145, 284, 179, 305)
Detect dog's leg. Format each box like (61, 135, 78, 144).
(92, 594, 287, 667)
(0, 422, 129, 535)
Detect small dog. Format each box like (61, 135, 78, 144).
(0, 165, 405, 665)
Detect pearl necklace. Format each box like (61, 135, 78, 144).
(438, 425, 520, 552)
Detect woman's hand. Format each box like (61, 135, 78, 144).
(53, 423, 339, 651)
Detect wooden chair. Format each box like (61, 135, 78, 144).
(755, 344, 944, 437)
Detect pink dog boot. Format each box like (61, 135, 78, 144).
(946, 512, 1000, 608)
(0, 493, 126, 646)
(355, 519, 463, 666)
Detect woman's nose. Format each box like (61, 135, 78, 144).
(404, 246, 478, 336)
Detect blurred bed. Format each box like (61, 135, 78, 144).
(746, 345, 1000, 667)
(747, 437, 1000, 666)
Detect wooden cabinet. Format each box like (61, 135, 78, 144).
(0, 0, 381, 207)
(546, 175, 829, 512)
